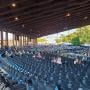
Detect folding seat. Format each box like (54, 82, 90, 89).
(0, 75, 14, 90)
(72, 82, 79, 90)
(45, 84, 54, 90)
(60, 81, 68, 90)
(65, 80, 72, 90)
(84, 75, 90, 89)
(6, 77, 18, 86)
(0, 83, 6, 90)
(14, 83, 26, 90)
(38, 80, 47, 90)
(31, 76, 39, 90)
(77, 84, 84, 90)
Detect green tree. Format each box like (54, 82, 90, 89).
(55, 25, 90, 44)
(37, 37, 48, 44)
(71, 37, 80, 46)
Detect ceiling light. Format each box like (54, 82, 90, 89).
(12, 3, 16, 7)
(30, 29, 32, 31)
(84, 16, 88, 20)
(22, 24, 25, 27)
(15, 17, 19, 21)
(66, 13, 71, 17)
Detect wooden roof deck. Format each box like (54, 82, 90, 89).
(0, 0, 90, 38)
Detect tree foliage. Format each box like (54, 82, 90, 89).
(71, 37, 80, 46)
(55, 25, 90, 44)
(37, 37, 48, 43)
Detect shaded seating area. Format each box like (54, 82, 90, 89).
(0, 45, 90, 90)
(0, 0, 90, 90)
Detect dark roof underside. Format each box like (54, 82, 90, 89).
(0, 0, 90, 38)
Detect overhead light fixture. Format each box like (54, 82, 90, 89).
(22, 24, 25, 27)
(30, 29, 32, 31)
(12, 3, 16, 7)
(84, 16, 88, 20)
(15, 17, 19, 21)
(66, 13, 71, 17)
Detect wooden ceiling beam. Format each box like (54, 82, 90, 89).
(6, 7, 90, 27)
(1, 0, 89, 17)
(0, 0, 66, 16)
(2, 5, 89, 26)
(7, 12, 90, 35)
(23, 6, 90, 24)
(34, 20, 90, 38)
(0, 0, 27, 8)
(0, 0, 90, 37)
(0, 1, 89, 21)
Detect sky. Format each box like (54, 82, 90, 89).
(42, 29, 76, 43)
